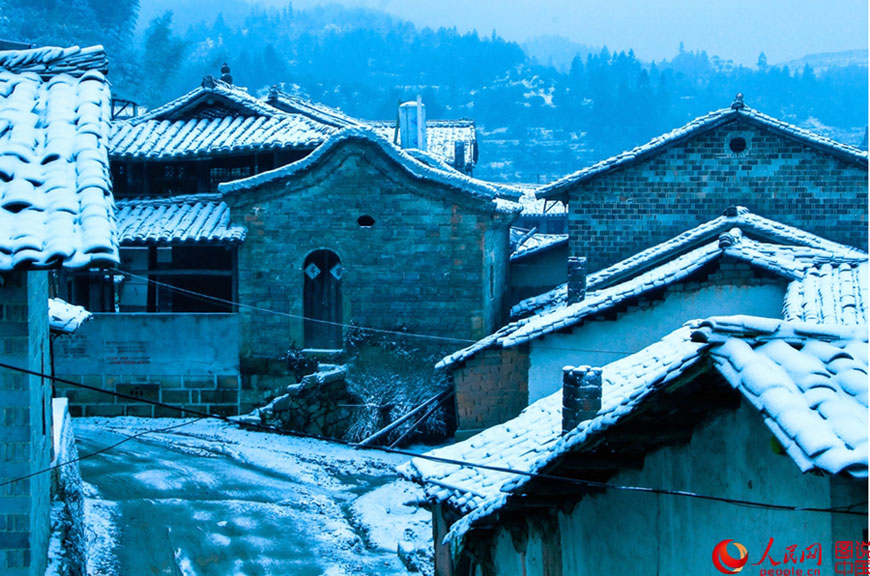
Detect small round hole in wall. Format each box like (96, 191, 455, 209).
(729, 136, 747, 154)
(357, 215, 375, 227)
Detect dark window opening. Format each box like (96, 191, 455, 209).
(209, 165, 253, 193)
(61, 246, 236, 313)
(357, 215, 375, 227)
(729, 137, 747, 154)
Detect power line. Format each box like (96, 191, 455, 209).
(111, 269, 476, 345)
(0, 360, 864, 517)
(0, 417, 204, 488)
(108, 269, 641, 356)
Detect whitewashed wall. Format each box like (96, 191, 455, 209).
(527, 283, 786, 402)
(483, 401, 867, 576)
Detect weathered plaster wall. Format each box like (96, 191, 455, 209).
(482, 400, 868, 576)
(226, 142, 515, 364)
(53, 313, 243, 417)
(0, 270, 51, 576)
(527, 267, 787, 403)
(566, 120, 869, 271)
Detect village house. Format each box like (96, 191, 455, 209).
(108, 70, 481, 201)
(537, 94, 869, 273)
(48, 69, 512, 418)
(218, 128, 519, 358)
(51, 125, 521, 417)
(401, 316, 868, 576)
(0, 45, 118, 576)
(441, 207, 867, 434)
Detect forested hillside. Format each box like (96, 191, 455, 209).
(2, 0, 866, 181)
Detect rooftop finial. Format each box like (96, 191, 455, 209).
(267, 84, 279, 102)
(201, 74, 216, 89)
(220, 63, 233, 84)
(731, 93, 745, 110)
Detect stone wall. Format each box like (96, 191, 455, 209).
(451, 345, 530, 435)
(53, 313, 244, 417)
(566, 119, 869, 272)
(226, 139, 516, 368)
(250, 366, 357, 439)
(0, 270, 51, 576)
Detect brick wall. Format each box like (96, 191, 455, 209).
(226, 139, 515, 365)
(567, 119, 869, 272)
(53, 373, 241, 418)
(452, 345, 530, 433)
(0, 270, 51, 576)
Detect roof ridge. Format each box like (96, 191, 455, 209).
(116, 193, 226, 206)
(0, 44, 108, 76)
(218, 127, 520, 204)
(538, 103, 868, 199)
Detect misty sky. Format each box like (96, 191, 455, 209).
(263, 0, 868, 65)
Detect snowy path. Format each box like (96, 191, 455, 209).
(74, 418, 431, 576)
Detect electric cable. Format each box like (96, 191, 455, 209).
(0, 360, 865, 517)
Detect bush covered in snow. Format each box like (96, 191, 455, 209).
(342, 325, 452, 445)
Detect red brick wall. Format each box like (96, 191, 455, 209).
(452, 345, 530, 432)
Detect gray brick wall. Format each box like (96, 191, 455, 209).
(54, 373, 242, 418)
(0, 270, 50, 576)
(226, 139, 516, 365)
(566, 120, 869, 272)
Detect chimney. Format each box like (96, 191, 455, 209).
(453, 141, 466, 172)
(398, 97, 427, 151)
(220, 63, 233, 84)
(566, 256, 587, 305)
(562, 365, 602, 434)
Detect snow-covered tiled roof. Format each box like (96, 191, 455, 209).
(0, 45, 118, 270)
(512, 206, 866, 318)
(440, 224, 866, 369)
(408, 317, 868, 547)
(400, 324, 706, 515)
(784, 262, 868, 326)
(48, 297, 92, 334)
(116, 195, 246, 245)
(516, 186, 566, 216)
(218, 128, 523, 211)
(110, 115, 337, 160)
(0, 45, 108, 77)
(538, 104, 869, 199)
(510, 228, 568, 260)
(265, 86, 363, 128)
(132, 77, 284, 124)
(368, 119, 478, 168)
(695, 317, 868, 477)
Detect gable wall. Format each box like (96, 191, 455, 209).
(228, 144, 514, 361)
(568, 120, 869, 272)
(471, 399, 868, 576)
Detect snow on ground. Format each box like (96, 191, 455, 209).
(75, 417, 434, 575)
(349, 479, 434, 575)
(82, 481, 119, 576)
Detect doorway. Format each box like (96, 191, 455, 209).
(303, 250, 343, 349)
